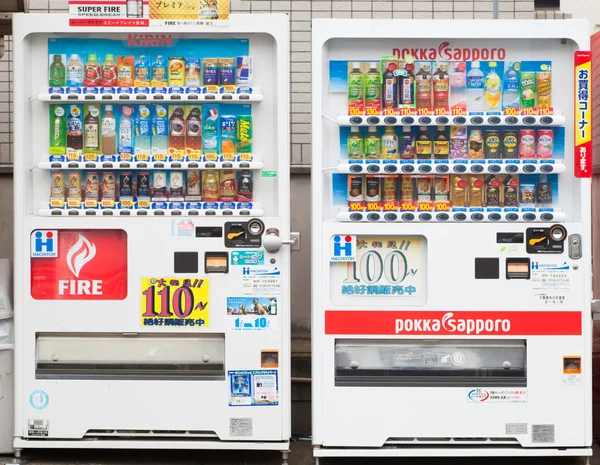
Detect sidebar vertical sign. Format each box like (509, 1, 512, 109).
(575, 51, 593, 178)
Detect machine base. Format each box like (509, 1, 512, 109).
(14, 439, 290, 451)
(313, 447, 593, 458)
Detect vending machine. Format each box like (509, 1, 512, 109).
(312, 19, 592, 460)
(13, 13, 292, 459)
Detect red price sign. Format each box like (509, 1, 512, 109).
(366, 202, 383, 211)
(434, 201, 451, 211)
(141, 277, 209, 328)
(399, 108, 415, 116)
(417, 108, 433, 116)
(348, 108, 364, 116)
(349, 202, 365, 211)
(401, 201, 416, 211)
(383, 201, 399, 211)
(434, 107, 449, 116)
(417, 201, 433, 211)
(383, 108, 400, 116)
(451, 107, 467, 116)
(538, 107, 554, 116)
(504, 108, 520, 116)
(521, 107, 537, 116)
(366, 107, 381, 116)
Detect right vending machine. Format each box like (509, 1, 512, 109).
(311, 19, 593, 461)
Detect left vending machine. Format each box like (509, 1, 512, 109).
(12, 13, 291, 458)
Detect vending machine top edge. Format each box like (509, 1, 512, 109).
(311, 19, 592, 458)
(13, 13, 291, 452)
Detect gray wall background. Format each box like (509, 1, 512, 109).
(0, 0, 574, 339)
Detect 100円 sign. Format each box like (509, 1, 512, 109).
(141, 277, 209, 327)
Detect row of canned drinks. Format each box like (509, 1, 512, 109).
(49, 169, 254, 208)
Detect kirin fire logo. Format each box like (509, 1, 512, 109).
(31, 229, 128, 300)
(60, 234, 100, 295)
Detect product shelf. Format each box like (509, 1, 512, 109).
(38, 160, 264, 170)
(38, 206, 264, 217)
(38, 87, 263, 103)
(335, 159, 565, 175)
(337, 209, 565, 223)
(336, 113, 566, 127)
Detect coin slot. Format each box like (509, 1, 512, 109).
(549, 225, 566, 242)
(205, 252, 229, 274)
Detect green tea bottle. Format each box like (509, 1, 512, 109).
(365, 126, 381, 160)
(347, 62, 365, 114)
(365, 62, 381, 112)
(347, 126, 364, 160)
(49, 55, 66, 87)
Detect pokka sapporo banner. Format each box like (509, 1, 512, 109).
(68, 0, 229, 28)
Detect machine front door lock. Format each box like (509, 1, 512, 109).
(263, 228, 301, 253)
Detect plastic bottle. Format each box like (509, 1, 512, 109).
(400, 126, 415, 159)
(101, 54, 118, 87)
(101, 105, 116, 155)
(466, 61, 485, 113)
(364, 127, 381, 160)
(502, 62, 520, 110)
(381, 126, 398, 160)
(118, 106, 134, 155)
(416, 126, 432, 160)
(434, 126, 449, 159)
(66, 105, 83, 152)
(347, 62, 365, 114)
(169, 107, 186, 152)
(364, 63, 381, 113)
(83, 54, 101, 87)
(433, 62, 449, 109)
(347, 127, 363, 160)
(416, 62, 432, 110)
(449, 63, 467, 113)
(66, 54, 83, 87)
(49, 55, 66, 87)
(50, 105, 66, 153)
(134, 106, 151, 156)
(484, 62, 501, 111)
(152, 105, 169, 156)
(186, 107, 202, 152)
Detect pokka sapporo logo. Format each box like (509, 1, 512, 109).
(392, 42, 506, 62)
(395, 312, 511, 335)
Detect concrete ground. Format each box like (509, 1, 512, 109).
(0, 441, 598, 465)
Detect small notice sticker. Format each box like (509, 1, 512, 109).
(261, 171, 277, 178)
(532, 424, 555, 443)
(506, 423, 527, 435)
(28, 419, 49, 437)
(230, 418, 252, 437)
(563, 356, 583, 385)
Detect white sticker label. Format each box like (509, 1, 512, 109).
(535, 292, 566, 305)
(229, 418, 252, 437)
(242, 276, 281, 296)
(532, 424, 555, 443)
(28, 419, 49, 437)
(506, 423, 527, 435)
(467, 388, 527, 403)
(531, 261, 570, 289)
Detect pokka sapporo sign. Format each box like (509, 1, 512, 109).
(392, 42, 507, 61)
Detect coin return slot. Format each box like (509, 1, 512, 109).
(506, 258, 530, 280)
(205, 252, 229, 274)
(474, 257, 499, 279)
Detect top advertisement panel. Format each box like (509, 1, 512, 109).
(68, 0, 230, 28)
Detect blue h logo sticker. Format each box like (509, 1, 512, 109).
(35, 231, 54, 252)
(333, 235, 353, 257)
(531, 262, 539, 270)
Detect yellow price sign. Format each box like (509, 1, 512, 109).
(348, 107, 364, 116)
(141, 277, 209, 328)
(366, 108, 381, 116)
(503, 108, 520, 116)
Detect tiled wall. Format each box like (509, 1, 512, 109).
(1, 0, 573, 166)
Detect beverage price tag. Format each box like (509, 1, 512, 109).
(451, 107, 467, 116)
(434, 201, 451, 211)
(521, 107, 537, 116)
(434, 107, 449, 116)
(538, 107, 554, 116)
(417, 108, 433, 116)
(348, 108, 364, 116)
(504, 108, 520, 116)
(398, 108, 415, 116)
(366, 108, 380, 116)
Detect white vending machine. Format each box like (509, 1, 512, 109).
(13, 13, 292, 460)
(311, 19, 592, 460)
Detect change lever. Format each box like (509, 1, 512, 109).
(263, 228, 300, 253)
